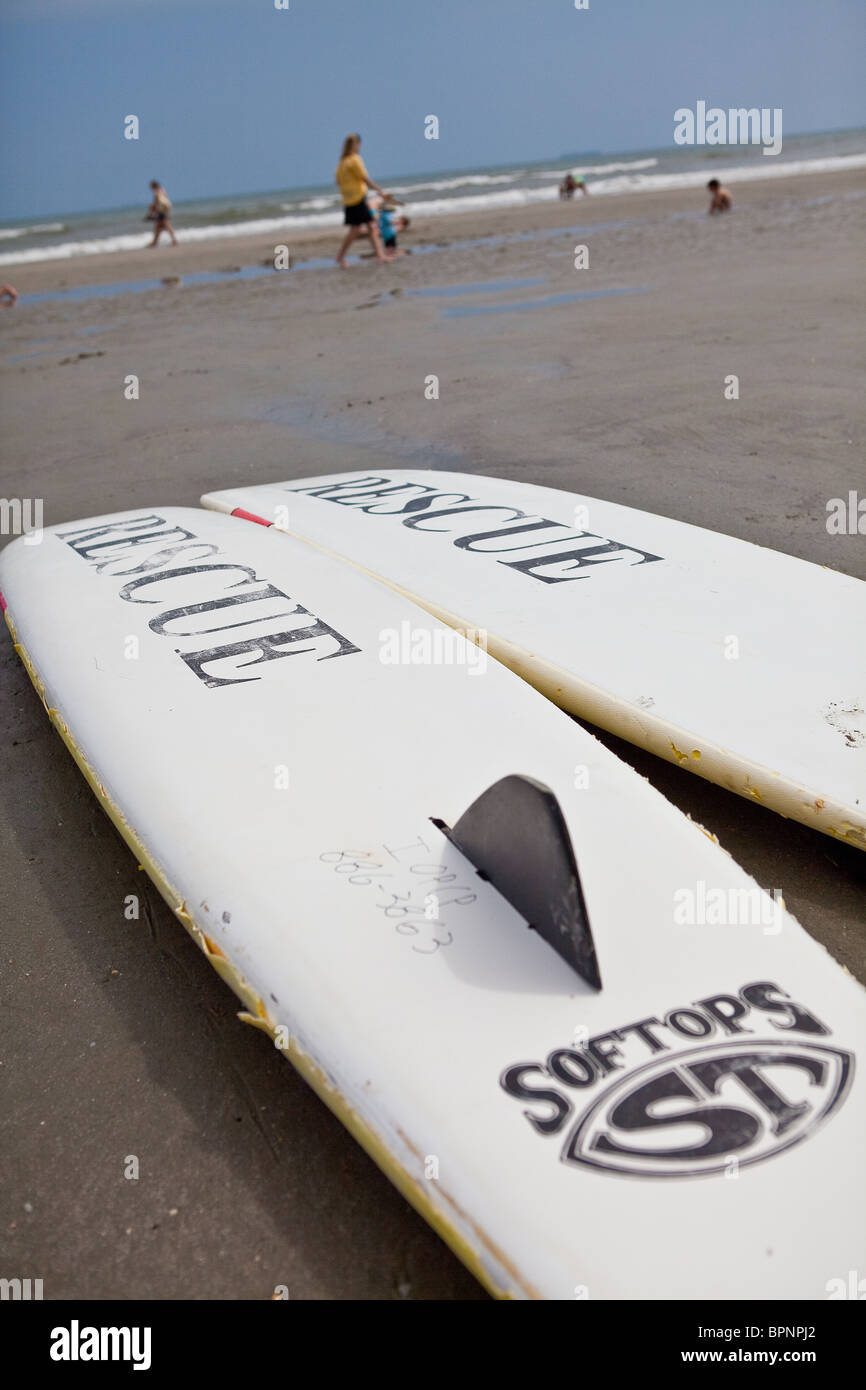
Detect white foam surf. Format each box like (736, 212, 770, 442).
(2, 152, 863, 267)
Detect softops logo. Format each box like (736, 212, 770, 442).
(501, 982, 853, 1178)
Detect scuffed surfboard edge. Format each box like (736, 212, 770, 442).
(0, 597, 530, 1301)
(204, 500, 865, 853)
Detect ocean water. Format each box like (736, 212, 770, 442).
(1, 127, 864, 269)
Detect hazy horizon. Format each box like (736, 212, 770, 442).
(3, 124, 865, 226)
(2, 0, 864, 220)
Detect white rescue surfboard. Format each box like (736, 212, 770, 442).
(2, 506, 864, 1300)
(202, 471, 866, 850)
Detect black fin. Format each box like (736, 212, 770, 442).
(436, 774, 601, 989)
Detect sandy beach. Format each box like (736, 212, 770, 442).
(1, 166, 864, 1300)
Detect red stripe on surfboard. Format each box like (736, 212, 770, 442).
(0, 590, 6, 614)
(231, 507, 273, 527)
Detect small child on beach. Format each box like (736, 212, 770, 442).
(707, 178, 732, 214)
(1, 283, 18, 307)
(377, 198, 411, 253)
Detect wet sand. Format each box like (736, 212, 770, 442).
(1, 166, 864, 1299)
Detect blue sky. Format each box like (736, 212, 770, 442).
(1, 0, 864, 218)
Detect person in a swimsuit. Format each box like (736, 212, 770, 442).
(706, 178, 732, 214)
(560, 173, 588, 199)
(146, 180, 178, 247)
(334, 134, 392, 267)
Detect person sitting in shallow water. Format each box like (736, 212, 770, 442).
(560, 174, 589, 198)
(707, 178, 732, 214)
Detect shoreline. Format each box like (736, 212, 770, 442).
(7, 166, 864, 296)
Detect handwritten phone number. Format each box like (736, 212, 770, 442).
(319, 835, 477, 955)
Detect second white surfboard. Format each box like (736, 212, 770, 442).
(203, 470, 866, 850)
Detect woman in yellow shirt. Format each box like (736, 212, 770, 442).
(335, 134, 392, 266)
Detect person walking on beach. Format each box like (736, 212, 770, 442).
(335, 134, 392, 267)
(706, 178, 732, 213)
(146, 180, 178, 247)
(0, 283, 18, 307)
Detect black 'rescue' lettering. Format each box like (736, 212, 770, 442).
(286, 475, 664, 581)
(59, 515, 361, 688)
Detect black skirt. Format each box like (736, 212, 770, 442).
(344, 198, 373, 226)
